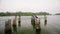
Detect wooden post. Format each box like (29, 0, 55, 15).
(35, 17, 41, 34)
(13, 16, 17, 26)
(35, 17, 41, 30)
(5, 19, 12, 34)
(18, 16, 21, 26)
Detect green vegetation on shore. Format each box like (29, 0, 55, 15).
(0, 11, 51, 16)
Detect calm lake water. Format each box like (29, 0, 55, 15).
(0, 15, 60, 34)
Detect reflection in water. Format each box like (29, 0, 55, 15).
(35, 23, 41, 34)
(35, 28, 41, 34)
(13, 25, 17, 34)
(5, 19, 12, 34)
(31, 22, 35, 30)
(5, 29, 12, 34)
(18, 22, 21, 27)
(31, 21, 41, 34)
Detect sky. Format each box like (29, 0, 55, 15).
(0, 0, 60, 14)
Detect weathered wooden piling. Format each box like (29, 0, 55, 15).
(13, 19, 16, 26)
(31, 16, 35, 25)
(36, 28, 41, 34)
(5, 19, 12, 34)
(35, 17, 41, 34)
(13, 16, 17, 27)
(18, 16, 21, 26)
(35, 17, 41, 29)
(12, 16, 17, 33)
(18, 16, 21, 23)
(44, 16, 47, 26)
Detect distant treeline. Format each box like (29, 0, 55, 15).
(55, 13, 60, 15)
(0, 12, 51, 16)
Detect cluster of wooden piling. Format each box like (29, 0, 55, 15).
(4, 15, 47, 34)
(31, 16, 41, 30)
(31, 16, 41, 34)
(4, 16, 21, 34)
(31, 15, 47, 34)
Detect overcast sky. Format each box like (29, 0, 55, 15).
(0, 0, 60, 14)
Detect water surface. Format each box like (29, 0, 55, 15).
(0, 15, 60, 34)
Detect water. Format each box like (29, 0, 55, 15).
(0, 15, 60, 34)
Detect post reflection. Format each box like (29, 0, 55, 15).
(31, 21, 35, 30)
(13, 25, 17, 34)
(35, 22, 41, 34)
(31, 22, 41, 34)
(35, 28, 41, 34)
